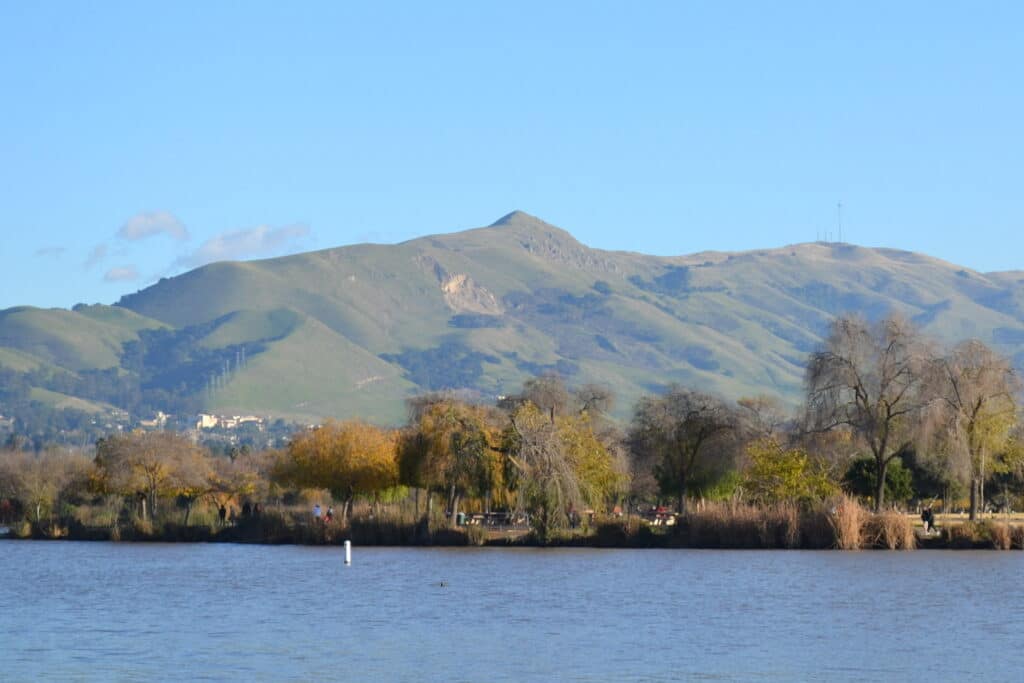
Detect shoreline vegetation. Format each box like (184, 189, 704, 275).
(5, 313, 1024, 552)
(5, 498, 1024, 550)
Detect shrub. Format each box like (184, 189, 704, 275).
(594, 521, 629, 546)
(464, 524, 488, 547)
(131, 516, 154, 538)
(160, 522, 213, 542)
(843, 457, 914, 507)
(349, 517, 418, 545)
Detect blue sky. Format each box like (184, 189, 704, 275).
(2, 2, 1022, 310)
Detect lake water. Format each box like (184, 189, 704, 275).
(1, 542, 1021, 681)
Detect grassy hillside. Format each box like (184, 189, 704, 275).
(0, 305, 164, 371)
(4, 211, 1024, 424)
(204, 314, 417, 424)
(28, 387, 115, 414)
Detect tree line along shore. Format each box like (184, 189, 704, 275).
(3, 312, 1024, 550)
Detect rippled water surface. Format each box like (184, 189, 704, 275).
(2, 542, 1022, 681)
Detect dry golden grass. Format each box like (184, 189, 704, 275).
(987, 522, 1012, 550)
(686, 501, 821, 549)
(865, 512, 915, 550)
(829, 496, 865, 550)
(1011, 525, 1024, 550)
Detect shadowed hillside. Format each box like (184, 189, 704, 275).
(3, 211, 1024, 424)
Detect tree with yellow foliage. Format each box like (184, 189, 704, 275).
(274, 420, 398, 522)
(742, 438, 837, 505)
(398, 398, 502, 527)
(506, 402, 625, 543)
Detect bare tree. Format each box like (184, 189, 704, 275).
(506, 373, 572, 423)
(575, 383, 614, 417)
(738, 395, 791, 440)
(0, 450, 91, 526)
(935, 339, 1019, 520)
(804, 314, 936, 512)
(94, 432, 209, 520)
(629, 386, 741, 515)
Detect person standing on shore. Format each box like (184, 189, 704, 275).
(313, 503, 322, 523)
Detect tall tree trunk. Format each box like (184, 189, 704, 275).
(414, 488, 420, 519)
(140, 496, 147, 521)
(874, 458, 888, 513)
(677, 477, 687, 516)
(184, 500, 193, 526)
(448, 484, 456, 526)
(426, 491, 434, 525)
(450, 491, 461, 527)
(969, 477, 981, 521)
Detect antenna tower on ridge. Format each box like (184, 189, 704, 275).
(837, 201, 843, 243)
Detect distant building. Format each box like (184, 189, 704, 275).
(196, 414, 219, 430)
(195, 413, 265, 431)
(138, 411, 169, 429)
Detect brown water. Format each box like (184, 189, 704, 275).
(1, 542, 1021, 681)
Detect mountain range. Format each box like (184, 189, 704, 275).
(3, 211, 1024, 425)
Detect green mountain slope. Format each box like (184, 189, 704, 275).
(0, 305, 165, 371)
(3, 211, 1024, 424)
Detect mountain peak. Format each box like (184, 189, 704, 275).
(490, 210, 543, 227)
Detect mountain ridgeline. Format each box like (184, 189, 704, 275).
(3, 211, 1024, 425)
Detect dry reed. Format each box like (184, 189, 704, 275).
(985, 522, 1012, 550)
(865, 512, 915, 550)
(1011, 525, 1024, 550)
(829, 496, 865, 550)
(684, 501, 803, 549)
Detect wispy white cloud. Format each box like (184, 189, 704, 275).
(103, 266, 140, 282)
(34, 246, 66, 258)
(118, 211, 189, 241)
(175, 223, 311, 268)
(84, 243, 108, 270)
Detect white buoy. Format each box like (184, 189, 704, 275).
(344, 540, 352, 565)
